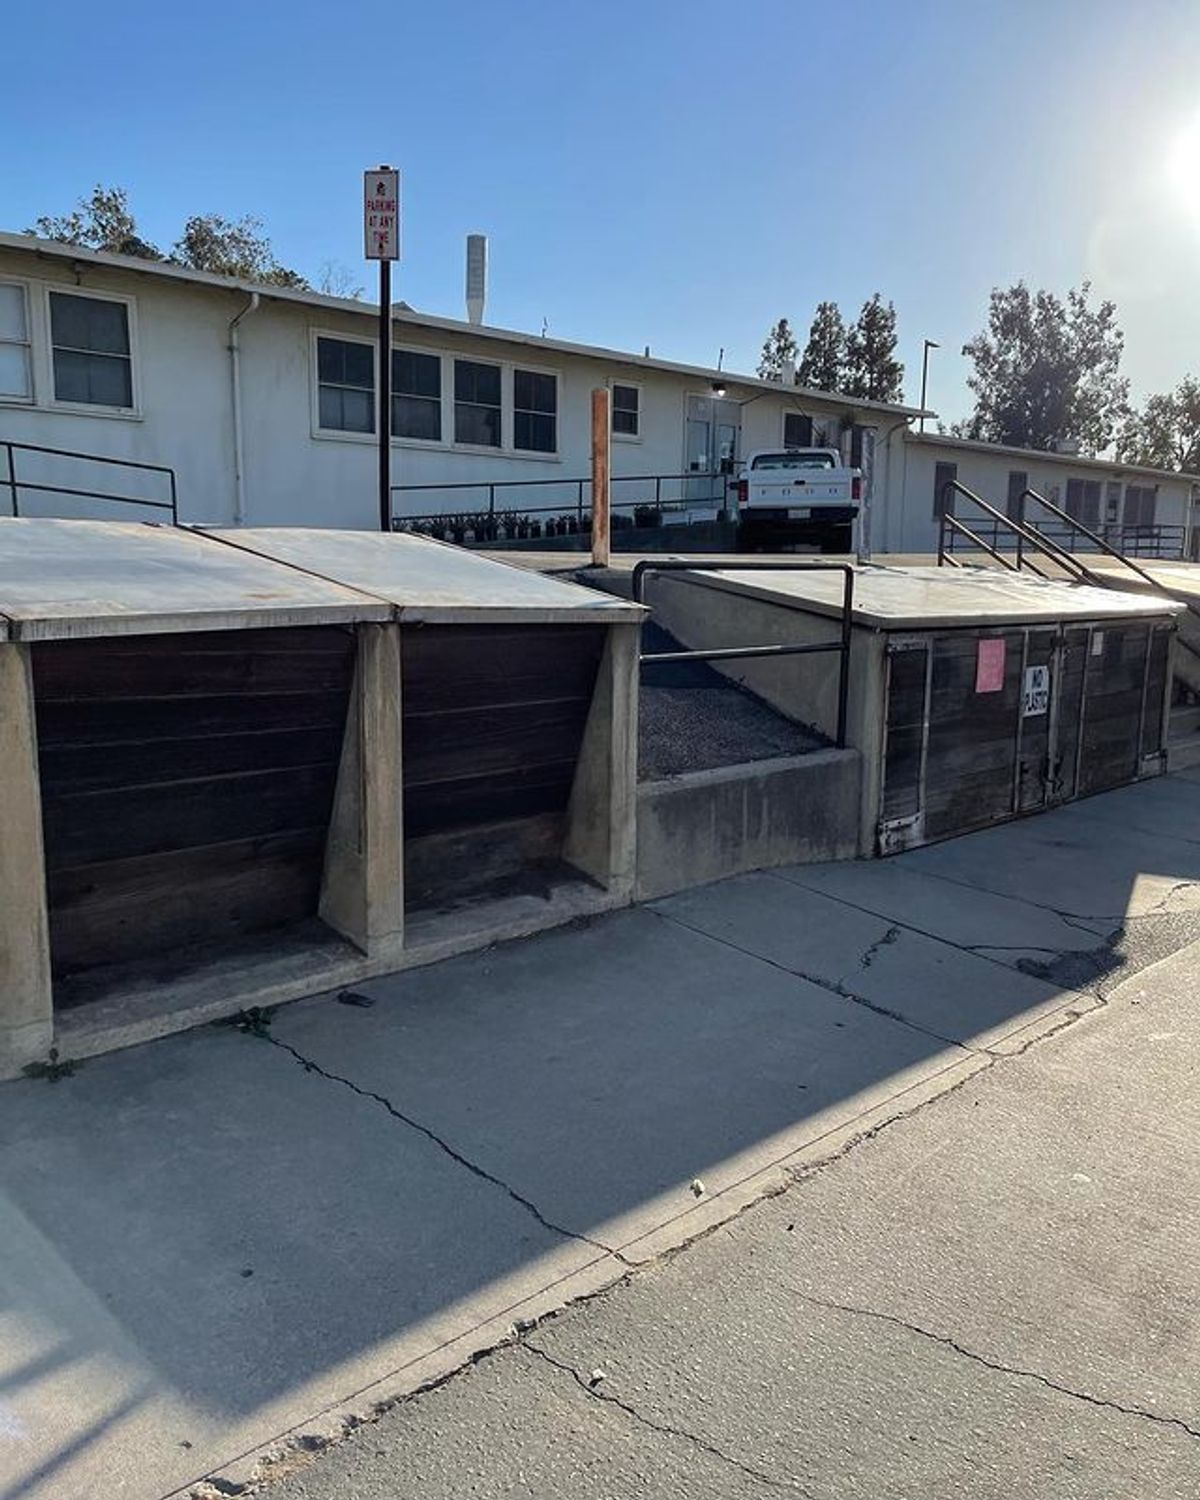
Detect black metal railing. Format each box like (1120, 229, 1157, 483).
(2, 440, 178, 523)
(935, 480, 1095, 583)
(939, 487, 1185, 566)
(632, 559, 854, 748)
(390, 471, 730, 543)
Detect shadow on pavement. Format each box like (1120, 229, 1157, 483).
(3, 773, 1200, 1498)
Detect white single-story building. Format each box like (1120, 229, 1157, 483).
(888, 431, 1200, 559)
(1, 230, 1196, 557)
(0, 232, 919, 535)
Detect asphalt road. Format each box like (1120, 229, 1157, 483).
(267, 936, 1200, 1500)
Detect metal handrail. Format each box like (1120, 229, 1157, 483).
(937, 479, 1100, 586)
(1019, 488, 1164, 591)
(631, 559, 855, 748)
(2, 440, 178, 523)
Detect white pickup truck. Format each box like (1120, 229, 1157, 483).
(732, 448, 862, 552)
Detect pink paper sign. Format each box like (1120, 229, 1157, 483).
(975, 637, 1006, 693)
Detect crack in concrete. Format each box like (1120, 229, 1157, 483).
(649, 907, 991, 1058)
(260, 1032, 631, 1268)
(858, 925, 901, 970)
(522, 1341, 810, 1495)
(788, 1289, 1200, 1442)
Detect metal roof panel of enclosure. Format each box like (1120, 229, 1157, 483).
(205, 529, 645, 625)
(0, 518, 388, 641)
(691, 563, 1185, 630)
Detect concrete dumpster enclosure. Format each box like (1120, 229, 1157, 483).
(0, 520, 640, 1076)
(645, 563, 1180, 856)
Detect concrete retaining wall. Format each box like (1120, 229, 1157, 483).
(636, 747, 862, 901)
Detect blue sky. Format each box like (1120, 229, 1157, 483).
(3, 0, 1200, 421)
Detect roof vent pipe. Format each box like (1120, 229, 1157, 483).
(466, 234, 487, 324)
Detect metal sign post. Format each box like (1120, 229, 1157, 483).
(364, 167, 401, 532)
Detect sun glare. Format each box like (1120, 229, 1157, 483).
(1166, 113, 1200, 229)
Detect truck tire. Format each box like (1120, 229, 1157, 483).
(820, 523, 853, 554)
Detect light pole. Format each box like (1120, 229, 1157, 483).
(919, 339, 939, 433)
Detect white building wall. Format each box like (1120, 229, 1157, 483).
(891, 437, 1195, 556)
(1, 243, 913, 534)
(0, 251, 241, 524)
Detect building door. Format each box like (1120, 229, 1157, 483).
(684, 395, 741, 512)
(933, 461, 957, 520)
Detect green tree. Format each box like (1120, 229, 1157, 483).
(797, 302, 847, 393)
(844, 293, 904, 403)
(172, 214, 308, 288)
(957, 282, 1128, 454)
(30, 185, 162, 260)
(757, 317, 799, 380)
(31, 184, 308, 288)
(1117, 377, 1200, 473)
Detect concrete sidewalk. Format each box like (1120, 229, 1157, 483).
(3, 774, 1200, 1499)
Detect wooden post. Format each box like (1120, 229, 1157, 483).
(591, 388, 611, 567)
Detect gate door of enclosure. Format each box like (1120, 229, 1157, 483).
(878, 620, 1171, 853)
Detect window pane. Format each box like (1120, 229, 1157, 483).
(514, 410, 556, 453)
(0, 284, 27, 342)
(318, 337, 373, 389)
(455, 359, 500, 406)
(393, 349, 440, 399)
(613, 383, 639, 414)
(50, 292, 129, 355)
(783, 412, 813, 447)
(455, 402, 501, 447)
(514, 369, 555, 414)
(613, 408, 638, 436)
(393, 393, 441, 441)
(320, 384, 374, 433)
(53, 349, 132, 407)
(0, 343, 31, 398)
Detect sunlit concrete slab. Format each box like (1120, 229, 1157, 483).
(897, 787, 1200, 921)
(690, 561, 1181, 629)
(209, 528, 642, 624)
(0, 518, 386, 640)
(653, 871, 1082, 1054)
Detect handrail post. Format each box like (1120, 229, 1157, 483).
(837, 565, 853, 748)
(4, 443, 16, 518)
(169, 469, 178, 526)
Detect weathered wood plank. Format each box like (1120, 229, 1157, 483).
(47, 831, 326, 975)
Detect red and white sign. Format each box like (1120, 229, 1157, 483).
(364, 168, 400, 261)
(975, 636, 1006, 693)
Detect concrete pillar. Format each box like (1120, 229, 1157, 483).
(0, 644, 53, 1076)
(564, 620, 640, 902)
(319, 623, 405, 958)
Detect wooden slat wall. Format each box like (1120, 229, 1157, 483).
(32, 627, 355, 978)
(1079, 624, 1150, 795)
(923, 631, 1024, 840)
(881, 646, 928, 825)
(401, 623, 604, 907)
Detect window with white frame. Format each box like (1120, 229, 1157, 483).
(50, 291, 133, 408)
(454, 359, 502, 447)
(612, 382, 640, 437)
(1123, 483, 1157, 528)
(392, 349, 441, 441)
(0, 283, 32, 401)
(513, 368, 557, 453)
(317, 336, 374, 433)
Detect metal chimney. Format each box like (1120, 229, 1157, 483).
(466, 234, 487, 324)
